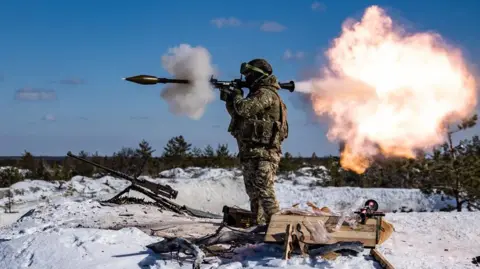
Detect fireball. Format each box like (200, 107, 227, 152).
(297, 6, 477, 173)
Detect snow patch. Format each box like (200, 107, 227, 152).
(276, 183, 457, 213)
(0, 176, 130, 207)
(1, 165, 478, 269)
(158, 167, 242, 180)
(0, 227, 159, 269)
(1, 167, 458, 214)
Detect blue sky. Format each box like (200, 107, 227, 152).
(1, 0, 479, 157)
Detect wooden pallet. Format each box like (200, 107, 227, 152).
(265, 213, 393, 248)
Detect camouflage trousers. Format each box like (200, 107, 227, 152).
(241, 159, 280, 225)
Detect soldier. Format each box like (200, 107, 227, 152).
(223, 58, 289, 225)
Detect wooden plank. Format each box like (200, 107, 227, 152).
(283, 224, 294, 260)
(265, 214, 380, 247)
(268, 215, 376, 231)
(268, 220, 377, 232)
(371, 248, 395, 269)
(266, 214, 378, 236)
(266, 235, 376, 247)
(378, 218, 394, 245)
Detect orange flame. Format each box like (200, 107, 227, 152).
(297, 6, 477, 173)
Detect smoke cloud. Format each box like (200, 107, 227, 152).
(160, 44, 216, 120)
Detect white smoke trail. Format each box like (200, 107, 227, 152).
(160, 44, 216, 120)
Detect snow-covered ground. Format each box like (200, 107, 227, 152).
(0, 166, 30, 177)
(0, 166, 478, 269)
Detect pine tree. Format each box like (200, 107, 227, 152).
(203, 145, 215, 157)
(162, 135, 192, 158)
(78, 151, 89, 158)
(458, 138, 480, 210)
(325, 158, 342, 187)
(310, 152, 318, 167)
(279, 151, 296, 172)
(136, 139, 154, 158)
(35, 160, 51, 181)
(216, 144, 230, 158)
(148, 157, 158, 175)
(5, 188, 13, 213)
(0, 168, 22, 212)
(423, 114, 478, 211)
(134, 140, 155, 176)
(0, 167, 23, 188)
(19, 151, 36, 177)
(51, 162, 62, 181)
(191, 147, 203, 157)
(116, 147, 136, 158)
(61, 158, 73, 179)
(113, 147, 137, 174)
(75, 151, 94, 177)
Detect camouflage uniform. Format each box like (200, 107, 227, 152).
(225, 59, 289, 224)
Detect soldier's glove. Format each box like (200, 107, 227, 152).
(220, 90, 229, 102)
(232, 88, 244, 97)
(220, 87, 243, 101)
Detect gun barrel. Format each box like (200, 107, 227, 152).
(279, 81, 295, 92)
(67, 152, 128, 178)
(66, 152, 178, 199)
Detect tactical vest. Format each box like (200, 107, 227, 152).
(229, 88, 289, 148)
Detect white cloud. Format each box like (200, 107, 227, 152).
(15, 88, 56, 101)
(260, 21, 287, 32)
(210, 18, 287, 32)
(210, 17, 242, 28)
(283, 49, 305, 60)
(311, 1, 326, 12)
(42, 114, 56, 121)
(58, 78, 86, 85)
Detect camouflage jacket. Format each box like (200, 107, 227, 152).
(225, 75, 288, 162)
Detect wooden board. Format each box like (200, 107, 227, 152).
(371, 248, 395, 269)
(282, 224, 293, 260)
(264, 214, 381, 247)
(378, 218, 394, 245)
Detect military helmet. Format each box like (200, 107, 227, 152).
(240, 58, 272, 76)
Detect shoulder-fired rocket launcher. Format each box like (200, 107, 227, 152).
(123, 74, 295, 92)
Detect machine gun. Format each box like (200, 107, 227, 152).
(123, 74, 296, 93)
(354, 199, 385, 224)
(66, 151, 185, 213)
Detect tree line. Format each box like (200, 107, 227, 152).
(0, 114, 479, 211)
(0, 135, 333, 185)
